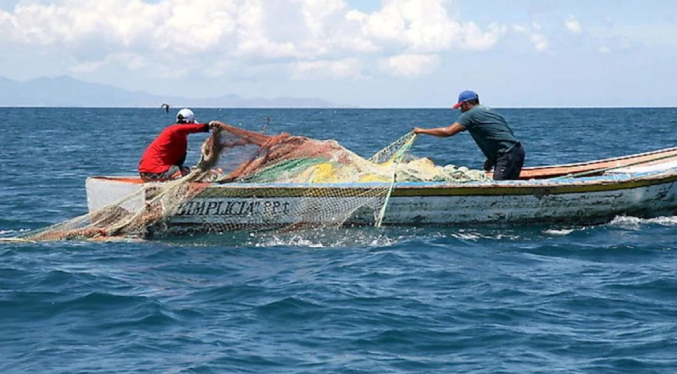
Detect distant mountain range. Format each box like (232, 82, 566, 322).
(0, 75, 337, 108)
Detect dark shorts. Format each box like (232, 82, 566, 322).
(494, 143, 525, 181)
(139, 166, 190, 182)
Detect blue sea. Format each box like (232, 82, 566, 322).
(1, 107, 677, 373)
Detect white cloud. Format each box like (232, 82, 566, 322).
(157, 0, 238, 55)
(363, 0, 458, 52)
(0, 10, 15, 35)
(459, 22, 506, 50)
(1, 0, 508, 79)
(595, 36, 635, 55)
(155, 64, 190, 79)
(530, 33, 549, 51)
(380, 54, 440, 77)
(512, 23, 549, 52)
(512, 25, 528, 34)
(203, 60, 234, 78)
(69, 61, 104, 74)
(292, 59, 364, 80)
(359, 0, 504, 53)
(70, 53, 150, 74)
(565, 15, 582, 34)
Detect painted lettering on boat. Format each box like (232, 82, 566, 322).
(177, 200, 290, 216)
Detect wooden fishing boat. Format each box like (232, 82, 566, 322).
(86, 147, 677, 231)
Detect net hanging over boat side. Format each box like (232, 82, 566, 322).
(175, 124, 490, 234)
(12, 124, 490, 241)
(179, 125, 413, 233)
(17, 169, 213, 241)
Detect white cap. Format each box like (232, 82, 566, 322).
(177, 108, 195, 123)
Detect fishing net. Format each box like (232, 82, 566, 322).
(205, 124, 488, 184)
(12, 124, 490, 241)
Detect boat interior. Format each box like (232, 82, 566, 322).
(516, 146, 677, 180)
(92, 147, 677, 185)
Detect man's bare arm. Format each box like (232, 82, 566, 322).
(413, 123, 465, 138)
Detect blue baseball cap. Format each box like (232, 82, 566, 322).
(453, 90, 479, 109)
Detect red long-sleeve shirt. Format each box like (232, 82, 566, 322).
(138, 123, 209, 174)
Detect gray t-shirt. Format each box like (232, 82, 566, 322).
(457, 105, 520, 164)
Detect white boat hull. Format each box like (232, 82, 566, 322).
(86, 168, 677, 233)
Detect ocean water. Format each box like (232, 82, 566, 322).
(1, 107, 677, 373)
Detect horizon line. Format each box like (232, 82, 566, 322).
(1, 105, 676, 110)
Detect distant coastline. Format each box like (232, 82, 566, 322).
(0, 75, 340, 108)
(0, 76, 674, 109)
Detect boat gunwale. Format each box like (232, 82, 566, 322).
(87, 146, 677, 197)
(194, 173, 677, 198)
(89, 169, 677, 196)
(518, 146, 677, 179)
(522, 145, 677, 171)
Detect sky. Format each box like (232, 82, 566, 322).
(0, 0, 676, 107)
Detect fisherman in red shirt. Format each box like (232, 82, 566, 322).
(138, 108, 211, 182)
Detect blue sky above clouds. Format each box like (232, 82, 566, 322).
(0, 0, 675, 107)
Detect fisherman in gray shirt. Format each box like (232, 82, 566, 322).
(414, 90, 525, 180)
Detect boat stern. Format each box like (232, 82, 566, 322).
(86, 176, 146, 214)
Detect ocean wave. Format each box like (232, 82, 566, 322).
(255, 296, 326, 321)
(542, 228, 576, 236)
(0, 228, 30, 236)
(243, 229, 417, 248)
(607, 215, 677, 229)
(165, 227, 426, 248)
(449, 230, 525, 242)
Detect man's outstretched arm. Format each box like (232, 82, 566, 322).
(413, 123, 465, 138)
